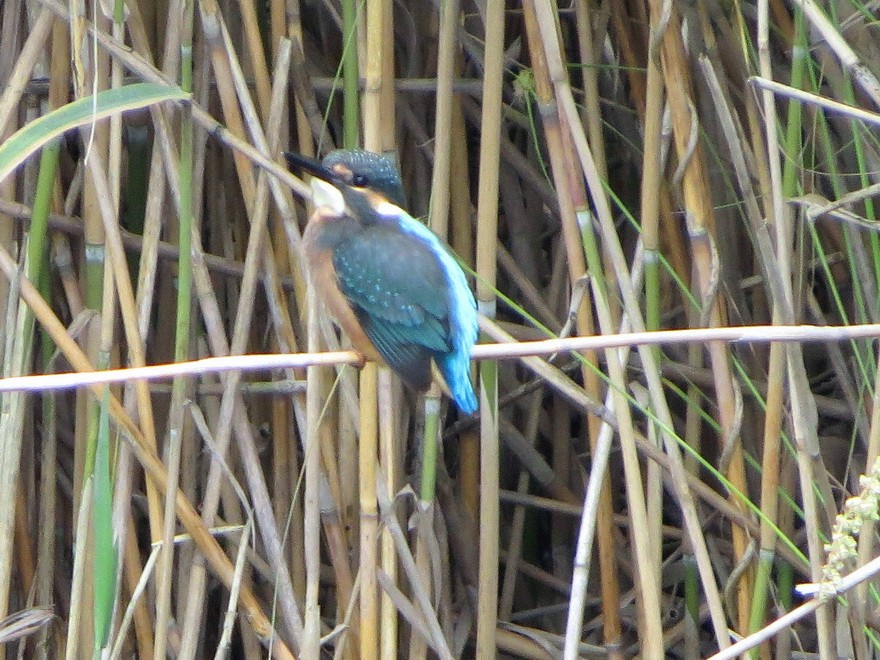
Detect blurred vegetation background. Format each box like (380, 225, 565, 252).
(0, 0, 879, 657)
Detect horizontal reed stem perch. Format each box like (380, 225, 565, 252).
(2, 321, 879, 393)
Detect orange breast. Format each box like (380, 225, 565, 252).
(303, 219, 384, 363)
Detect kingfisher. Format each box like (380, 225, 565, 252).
(286, 149, 479, 415)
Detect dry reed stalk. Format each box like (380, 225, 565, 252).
(357, 363, 380, 659)
(0, 9, 53, 140)
(401, 2, 463, 657)
(358, 0, 400, 657)
(0, 1, 25, 332)
(377, 367, 400, 658)
(572, 1, 626, 651)
(756, 1, 835, 654)
(473, 0, 505, 656)
(266, 15, 300, 635)
(124, 0, 185, 434)
(649, 0, 753, 637)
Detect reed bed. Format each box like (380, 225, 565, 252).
(1, 0, 880, 657)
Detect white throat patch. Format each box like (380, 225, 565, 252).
(311, 178, 346, 214)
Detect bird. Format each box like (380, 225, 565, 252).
(286, 149, 479, 415)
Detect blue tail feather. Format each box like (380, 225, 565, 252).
(437, 353, 477, 415)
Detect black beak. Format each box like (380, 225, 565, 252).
(284, 151, 338, 185)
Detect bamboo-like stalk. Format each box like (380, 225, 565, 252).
(234, 0, 271, 120)
(427, 0, 459, 240)
(756, 0, 835, 655)
(154, 3, 195, 657)
(0, 0, 26, 337)
(406, 2, 463, 656)
(567, 3, 626, 653)
(648, 0, 753, 638)
(0, 9, 54, 139)
(67, 5, 102, 654)
(473, 0, 505, 656)
(341, 0, 360, 148)
(177, 10, 306, 649)
(359, 0, 399, 656)
(377, 367, 399, 659)
(358, 363, 380, 660)
(123, 3, 198, 656)
(267, 8, 298, 627)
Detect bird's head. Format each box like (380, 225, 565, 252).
(285, 149, 406, 229)
(321, 149, 405, 207)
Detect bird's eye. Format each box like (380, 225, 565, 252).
(351, 173, 368, 187)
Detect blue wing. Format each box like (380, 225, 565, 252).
(333, 224, 452, 392)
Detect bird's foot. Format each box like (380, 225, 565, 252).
(352, 350, 368, 369)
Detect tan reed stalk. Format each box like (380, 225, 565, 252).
(605, 3, 692, 288)
(359, 0, 399, 656)
(647, 0, 753, 636)
(154, 3, 196, 656)
(267, 5, 300, 620)
(639, 0, 673, 651)
(259, 12, 306, 624)
(124, 3, 201, 656)
(0, 1, 31, 328)
(473, 0, 505, 655)
(234, 0, 271, 119)
(284, 7, 342, 628)
(356, 97, 380, 660)
(0, 9, 53, 140)
(427, 0, 459, 240)
(756, 0, 835, 653)
(402, 3, 463, 656)
(378, 367, 400, 658)
(71, 7, 106, 655)
(102, 7, 168, 656)
(285, 1, 321, 157)
(358, 362, 380, 659)
(570, 4, 625, 652)
(379, 2, 395, 152)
